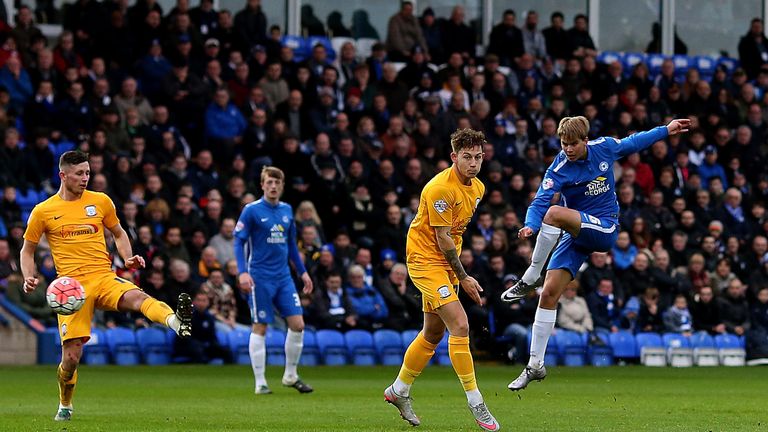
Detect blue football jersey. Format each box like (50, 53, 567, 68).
(525, 126, 669, 232)
(234, 199, 306, 278)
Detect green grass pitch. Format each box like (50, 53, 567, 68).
(1, 364, 766, 431)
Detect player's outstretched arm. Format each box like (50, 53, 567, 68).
(20, 240, 39, 293)
(108, 224, 145, 269)
(614, 118, 689, 158)
(434, 226, 483, 304)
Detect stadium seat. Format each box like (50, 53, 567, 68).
(672, 55, 691, 79)
(215, 329, 228, 348)
(690, 331, 719, 367)
(716, 57, 739, 73)
(373, 329, 404, 366)
(714, 333, 746, 366)
(401, 329, 420, 350)
(81, 328, 110, 365)
(331, 37, 355, 58)
(526, 330, 559, 366)
(227, 328, 252, 365)
(597, 50, 624, 65)
(645, 53, 667, 76)
(300, 329, 320, 366)
(623, 52, 646, 74)
(692, 55, 717, 80)
(265, 329, 286, 366)
(136, 327, 171, 365)
(281, 35, 308, 62)
(609, 330, 637, 359)
(15, 188, 39, 213)
(105, 327, 140, 366)
(554, 330, 586, 367)
(635, 332, 666, 367)
(345, 330, 376, 366)
(434, 333, 451, 366)
(662, 333, 693, 367)
(588, 344, 613, 367)
(355, 38, 378, 59)
(316, 329, 347, 366)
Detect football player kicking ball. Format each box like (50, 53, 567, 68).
(385, 129, 499, 431)
(501, 117, 690, 390)
(20, 151, 193, 421)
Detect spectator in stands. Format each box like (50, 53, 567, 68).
(718, 278, 751, 336)
(441, 5, 475, 61)
(378, 263, 421, 331)
(636, 287, 664, 333)
(0, 56, 32, 115)
(174, 290, 230, 363)
(522, 10, 547, 60)
(6, 274, 56, 326)
(611, 231, 637, 273)
(386, 2, 428, 62)
(663, 294, 693, 335)
(300, 4, 325, 37)
(691, 286, 726, 335)
(200, 268, 241, 333)
(0, 128, 28, 189)
(234, 0, 266, 53)
(748, 287, 768, 360)
(306, 271, 357, 330)
(567, 14, 596, 58)
(587, 278, 621, 333)
(345, 264, 388, 330)
(351, 9, 379, 40)
(493, 274, 537, 363)
(738, 18, 768, 80)
(557, 279, 593, 334)
(419, 7, 443, 64)
(204, 87, 247, 162)
(327, 11, 351, 38)
(487, 9, 524, 67)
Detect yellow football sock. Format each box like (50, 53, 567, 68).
(397, 332, 438, 385)
(140, 297, 175, 327)
(57, 364, 78, 407)
(448, 335, 477, 391)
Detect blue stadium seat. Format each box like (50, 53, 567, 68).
(105, 327, 140, 365)
(16, 188, 39, 213)
(307, 36, 335, 61)
(434, 333, 451, 366)
(693, 55, 717, 79)
(373, 329, 403, 366)
(635, 332, 666, 366)
(588, 344, 613, 367)
(82, 328, 110, 365)
(526, 329, 559, 366)
(672, 54, 691, 78)
(623, 52, 646, 75)
(345, 330, 376, 366)
(662, 333, 693, 367)
(281, 35, 308, 62)
(716, 57, 739, 73)
(554, 330, 586, 367)
(608, 330, 637, 359)
(316, 329, 347, 366)
(714, 333, 741, 349)
(401, 329, 420, 350)
(227, 328, 252, 365)
(266, 328, 286, 366)
(662, 333, 691, 349)
(714, 332, 747, 366)
(690, 331, 719, 366)
(300, 329, 320, 366)
(136, 327, 171, 365)
(216, 329, 228, 348)
(487, 310, 512, 344)
(645, 53, 667, 75)
(597, 50, 624, 65)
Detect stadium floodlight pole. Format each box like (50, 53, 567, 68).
(482, 0, 494, 47)
(588, 0, 600, 48)
(661, 0, 675, 55)
(287, 0, 300, 35)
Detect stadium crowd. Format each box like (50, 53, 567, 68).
(1, 0, 768, 363)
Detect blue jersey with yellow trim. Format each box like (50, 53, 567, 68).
(525, 126, 669, 232)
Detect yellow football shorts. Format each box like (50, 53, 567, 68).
(407, 264, 459, 313)
(57, 272, 140, 343)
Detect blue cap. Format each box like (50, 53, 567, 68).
(495, 118, 506, 127)
(320, 243, 335, 254)
(380, 248, 396, 262)
(178, 34, 191, 44)
(704, 145, 717, 154)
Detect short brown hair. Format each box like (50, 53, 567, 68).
(557, 116, 589, 142)
(260, 166, 285, 183)
(59, 150, 89, 170)
(450, 128, 487, 153)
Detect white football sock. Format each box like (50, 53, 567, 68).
(466, 389, 483, 406)
(283, 329, 303, 383)
(528, 307, 557, 369)
(249, 333, 267, 388)
(165, 314, 180, 333)
(392, 377, 410, 397)
(522, 223, 562, 285)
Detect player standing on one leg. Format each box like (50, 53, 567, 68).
(384, 129, 500, 431)
(234, 166, 314, 395)
(19, 151, 192, 421)
(501, 117, 690, 390)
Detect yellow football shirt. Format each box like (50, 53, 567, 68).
(406, 166, 485, 268)
(24, 190, 119, 277)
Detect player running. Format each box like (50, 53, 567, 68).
(234, 166, 314, 395)
(20, 151, 193, 421)
(501, 117, 690, 390)
(384, 129, 500, 431)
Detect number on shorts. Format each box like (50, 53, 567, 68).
(293, 293, 300, 307)
(588, 215, 601, 225)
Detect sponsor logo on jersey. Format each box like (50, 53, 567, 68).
(585, 176, 610, 196)
(84, 205, 97, 217)
(542, 177, 554, 190)
(475, 197, 481, 209)
(433, 199, 448, 213)
(438, 285, 451, 299)
(235, 221, 245, 232)
(267, 224, 286, 244)
(61, 224, 99, 238)
(599, 161, 609, 172)
(61, 323, 67, 336)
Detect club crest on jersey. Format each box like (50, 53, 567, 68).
(586, 176, 610, 196)
(542, 177, 554, 190)
(475, 197, 481, 209)
(282, 215, 289, 223)
(438, 285, 451, 299)
(84, 205, 97, 217)
(433, 199, 448, 213)
(61, 323, 67, 336)
(235, 221, 245, 232)
(599, 161, 609, 172)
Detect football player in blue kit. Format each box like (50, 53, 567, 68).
(234, 166, 314, 394)
(501, 116, 690, 390)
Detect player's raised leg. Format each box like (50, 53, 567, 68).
(502, 206, 581, 302)
(282, 314, 313, 393)
(435, 301, 499, 431)
(508, 269, 571, 391)
(385, 312, 444, 426)
(55, 338, 83, 421)
(118, 289, 192, 338)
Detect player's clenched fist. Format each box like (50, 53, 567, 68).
(238, 272, 255, 292)
(518, 227, 534, 239)
(23, 276, 39, 293)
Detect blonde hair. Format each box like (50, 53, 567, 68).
(260, 166, 285, 183)
(295, 200, 322, 226)
(557, 116, 589, 142)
